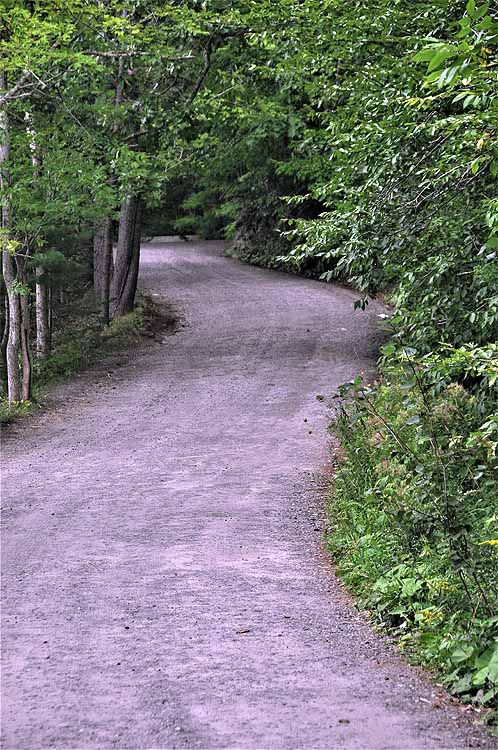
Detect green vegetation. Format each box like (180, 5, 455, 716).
(331, 347, 497, 721)
(0, 294, 164, 424)
(177, 0, 498, 717)
(178, 1, 498, 715)
(36, 299, 147, 382)
(1, 0, 263, 403)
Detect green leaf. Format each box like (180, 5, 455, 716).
(466, 0, 476, 16)
(414, 47, 441, 63)
(400, 381, 416, 390)
(487, 647, 498, 683)
(401, 577, 423, 597)
(472, 666, 489, 686)
(427, 46, 456, 72)
(451, 645, 475, 665)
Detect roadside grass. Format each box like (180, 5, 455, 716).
(0, 293, 177, 424)
(328, 361, 498, 726)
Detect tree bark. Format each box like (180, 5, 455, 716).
(1, 71, 23, 402)
(1, 283, 8, 363)
(35, 266, 50, 357)
(92, 59, 124, 323)
(93, 216, 113, 324)
(25, 111, 50, 359)
(111, 195, 142, 318)
(1, 253, 21, 402)
(25, 112, 50, 358)
(18, 255, 32, 401)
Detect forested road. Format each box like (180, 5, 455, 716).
(1, 240, 490, 750)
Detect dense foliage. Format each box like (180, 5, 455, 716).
(1, 0, 260, 401)
(331, 347, 497, 719)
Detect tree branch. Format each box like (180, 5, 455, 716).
(83, 51, 195, 60)
(0, 71, 33, 104)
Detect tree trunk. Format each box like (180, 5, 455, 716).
(93, 216, 113, 324)
(18, 256, 32, 401)
(1, 283, 8, 368)
(92, 59, 124, 323)
(25, 110, 50, 359)
(48, 285, 52, 338)
(111, 195, 142, 318)
(2, 253, 21, 401)
(35, 266, 50, 357)
(1, 71, 23, 402)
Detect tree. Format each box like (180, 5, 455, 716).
(1, 0, 276, 401)
(0, 1, 84, 399)
(1, 71, 23, 401)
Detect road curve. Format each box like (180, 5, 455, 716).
(1, 240, 491, 749)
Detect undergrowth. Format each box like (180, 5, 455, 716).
(0, 294, 168, 424)
(329, 343, 498, 724)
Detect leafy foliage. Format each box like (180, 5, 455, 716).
(331, 355, 498, 719)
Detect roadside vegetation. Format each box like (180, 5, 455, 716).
(0, 293, 167, 423)
(331, 357, 497, 723)
(1, 0, 496, 720)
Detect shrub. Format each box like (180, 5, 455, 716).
(329, 347, 498, 721)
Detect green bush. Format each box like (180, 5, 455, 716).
(0, 399, 33, 425)
(329, 347, 498, 721)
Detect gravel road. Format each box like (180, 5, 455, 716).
(1, 240, 493, 749)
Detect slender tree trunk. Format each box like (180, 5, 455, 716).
(1, 71, 22, 402)
(111, 195, 142, 318)
(25, 111, 50, 358)
(2, 254, 21, 401)
(93, 60, 124, 323)
(48, 285, 52, 341)
(0, 280, 8, 385)
(93, 216, 113, 324)
(18, 256, 32, 401)
(35, 267, 50, 357)
(1, 283, 8, 353)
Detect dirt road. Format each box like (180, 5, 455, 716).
(1, 240, 491, 749)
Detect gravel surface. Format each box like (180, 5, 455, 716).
(1, 239, 495, 750)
